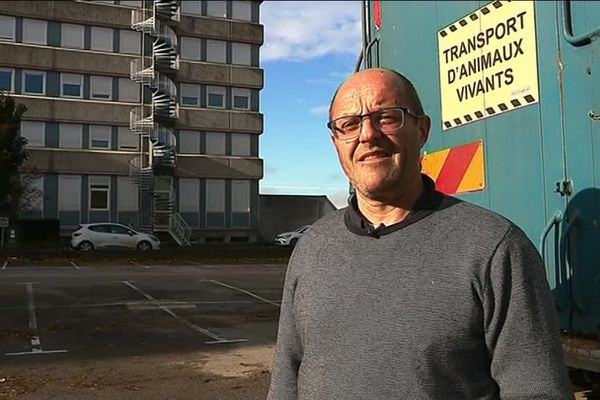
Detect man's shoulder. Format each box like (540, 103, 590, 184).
(304, 208, 346, 236)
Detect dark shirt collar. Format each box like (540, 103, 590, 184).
(344, 174, 445, 237)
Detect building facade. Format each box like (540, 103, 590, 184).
(0, 0, 264, 244)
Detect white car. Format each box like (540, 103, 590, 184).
(71, 223, 160, 251)
(274, 225, 311, 247)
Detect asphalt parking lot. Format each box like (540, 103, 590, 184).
(0, 258, 286, 399)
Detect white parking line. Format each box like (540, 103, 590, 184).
(122, 281, 247, 345)
(205, 280, 281, 308)
(5, 283, 68, 356)
(2, 260, 7, 270)
(70, 260, 80, 270)
(129, 260, 149, 269)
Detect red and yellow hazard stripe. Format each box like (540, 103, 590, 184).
(421, 140, 485, 195)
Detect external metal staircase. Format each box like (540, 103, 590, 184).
(128, 0, 190, 247)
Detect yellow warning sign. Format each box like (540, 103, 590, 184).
(438, 0, 539, 130)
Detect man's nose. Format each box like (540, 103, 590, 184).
(358, 116, 382, 143)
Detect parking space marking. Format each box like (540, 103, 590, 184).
(70, 260, 80, 270)
(122, 281, 247, 345)
(129, 260, 150, 269)
(205, 280, 281, 308)
(5, 283, 68, 357)
(2, 260, 7, 270)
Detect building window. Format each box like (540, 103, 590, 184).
(181, 1, 201, 15)
(119, 29, 141, 54)
(206, 40, 226, 63)
(91, 27, 113, 52)
(206, 0, 227, 18)
(0, 15, 16, 41)
(118, 126, 138, 150)
(89, 176, 110, 211)
(117, 176, 138, 212)
(23, 175, 44, 213)
(178, 130, 200, 154)
(22, 19, 47, 45)
(60, 73, 83, 98)
(61, 23, 84, 49)
(232, 42, 252, 66)
(22, 70, 45, 95)
(59, 123, 83, 149)
(231, 133, 251, 156)
(90, 125, 111, 149)
(58, 175, 81, 212)
(0, 68, 14, 92)
(232, 1, 252, 21)
(118, 78, 139, 102)
(205, 132, 226, 155)
(231, 180, 250, 219)
(90, 76, 112, 100)
(232, 88, 250, 110)
(206, 86, 225, 108)
(179, 178, 200, 213)
(21, 121, 45, 147)
(180, 83, 200, 106)
(180, 37, 201, 61)
(206, 179, 225, 220)
(119, 0, 142, 7)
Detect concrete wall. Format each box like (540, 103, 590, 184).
(258, 195, 337, 243)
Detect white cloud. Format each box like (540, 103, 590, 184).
(310, 105, 329, 115)
(261, 1, 362, 62)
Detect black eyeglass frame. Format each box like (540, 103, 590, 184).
(327, 107, 422, 141)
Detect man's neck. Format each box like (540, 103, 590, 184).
(356, 176, 424, 227)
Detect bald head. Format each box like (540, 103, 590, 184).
(328, 68, 425, 121)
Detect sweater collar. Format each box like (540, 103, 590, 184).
(344, 174, 444, 237)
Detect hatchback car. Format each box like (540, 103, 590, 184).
(71, 223, 161, 251)
(274, 225, 311, 247)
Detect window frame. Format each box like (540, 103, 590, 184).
(232, 42, 252, 66)
(22, 70, 46, 95)
(231, 1, 253, 22)
(21, 121, 45, 148)
(206, 0, 227, 18)
(61, 23, 85, 49)
(59, 123, 83, 149)
(180, 83, 201, 107)
(58, 175, 81, 212)
(231, 133, 251, 156)
(89, 176, 110, 211)
(117, 176, 138, 212)
(118, 78, 140, 103)
(90, 76, 113, 100)
(0, 67, 15, 92)
(119, 29, 141, 55)
(206, 39, 226, 63)
(118, 126, 139, 150)
(178, 130, 201, 154)
(90, 26, 114, 52)
(0, 15, 16, 42)
(181, 1, 202, 15)
(180, 36, 202, 61)
(60, 73, 84, 98)
(205, 131, 226, 155)
(206, 86, 226, 109)
(22, 18, 47, 45)
(232, 87, 251, 110)
(89, 125, 112, 149)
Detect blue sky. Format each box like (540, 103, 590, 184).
(259, 1, 362, 208)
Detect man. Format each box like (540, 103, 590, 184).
(267, 68, 573, 400)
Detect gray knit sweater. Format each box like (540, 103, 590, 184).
(267, 188, 573, 399)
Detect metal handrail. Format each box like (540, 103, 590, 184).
(562, 1, 600, 46)
(539, 210, 563, 266)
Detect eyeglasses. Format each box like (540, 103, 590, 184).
(327, 107, 422, 142)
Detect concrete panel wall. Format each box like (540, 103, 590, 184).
(176, 155, 263, 179)
(179, 15, 263, 44)
(178, 62, 263, 88)
(178, 108, 263, 133)
(0, 1, 131, 28)
(0, 44, 133, 77)
(16, 97, 131, 124)
(258, 195, 338, 242)
(24, 149, 136, 175)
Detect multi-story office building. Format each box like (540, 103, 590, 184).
(0, 0, 263, 245)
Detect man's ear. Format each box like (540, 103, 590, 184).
(418, 115, 431, 149)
